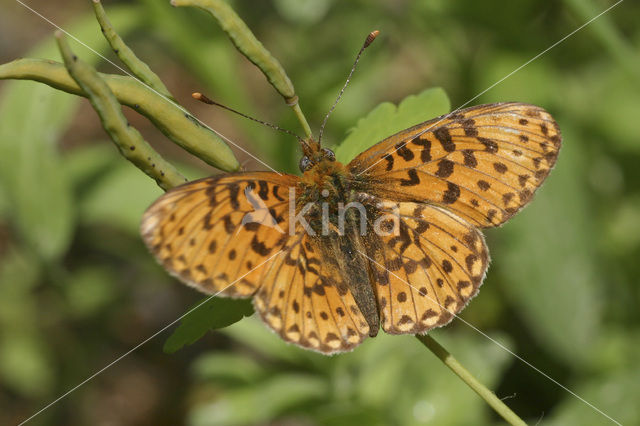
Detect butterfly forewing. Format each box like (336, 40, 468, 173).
(348, 103, 561, 228)
(141, 173, 297, 297)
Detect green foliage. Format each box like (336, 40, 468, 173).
(1, 0, 640, 424)
(164, 298, 254, 354)
(0, 6, 139, 262)
(334, 87, 450, 163)
(205, 319, 514, 425)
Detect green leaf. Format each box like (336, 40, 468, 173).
(0, 5, 140, 262)
(334, 87, 451, 163)
(163, 297, 254, 354)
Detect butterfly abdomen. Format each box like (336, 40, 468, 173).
(315, 228, 381, 337)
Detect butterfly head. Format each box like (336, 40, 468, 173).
(299, 138, 337, 173)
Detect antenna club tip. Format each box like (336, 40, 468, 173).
(364, 30, 380, 48)
(192, 92, 215, 104)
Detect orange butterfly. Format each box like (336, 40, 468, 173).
(141, 102, 561, 354)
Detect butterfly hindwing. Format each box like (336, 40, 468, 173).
(365, 201, 489, 334)
(348, 103, 561, 228)
(254, 233, 370, 353)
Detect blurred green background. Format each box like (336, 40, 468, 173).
(1, 0, 639, 424)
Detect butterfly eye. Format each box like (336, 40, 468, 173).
(322, 148, 336, 161)
(299, 156, 313, 172)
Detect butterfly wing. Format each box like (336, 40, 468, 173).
(254, 232, 370, 353)
(141, 172, 298, 297)
(141, 172, 371, 353)
(348, 103, 561, 228)
(364, 200, 489, 334)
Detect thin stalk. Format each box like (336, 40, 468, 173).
(171, 0, 313, 138)
(290, 102, 313, 139)
(416, 334, 527, 426)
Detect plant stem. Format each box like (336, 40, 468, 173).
(416, 334, 526, 426)
(291, 102, 313, 139)
(171, 0, 313, 138)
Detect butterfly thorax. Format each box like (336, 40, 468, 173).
(298, 159, 368, 229)
(300, 158, 345, 193)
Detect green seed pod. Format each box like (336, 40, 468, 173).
(92, 0, 174, 100)
(56, 32, 186, 190)
(0, 58, 240, 172)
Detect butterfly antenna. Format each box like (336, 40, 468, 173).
(318, 30, 380, 145)
(192, 92, 305, 144)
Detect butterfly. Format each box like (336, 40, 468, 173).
(141, 102, 561, 354)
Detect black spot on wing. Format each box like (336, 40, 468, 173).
(442, 182, 460, 204)
(396, 143, 415, 161)
(462, 150, 478, 168)
(258, 180, 269, 200)
(400, 169, 420, 186)
(228, 183, 240, 209)
(383, 154, 394, 171)
(435, 159, 454, 178)
(434, 127, 455, 152)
